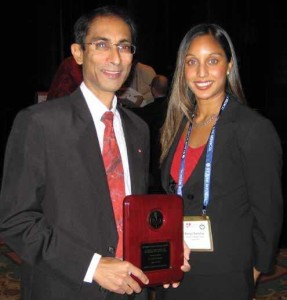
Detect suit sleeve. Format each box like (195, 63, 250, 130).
(0, 109, 94, 287)
(239, 116, 283, 273)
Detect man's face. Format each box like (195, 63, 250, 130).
(72, 15, 134, 104)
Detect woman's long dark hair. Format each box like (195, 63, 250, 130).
(160, 23, 246, 163)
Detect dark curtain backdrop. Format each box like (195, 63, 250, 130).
(34, 0, 286, 114)
(2, 0, 287, 172)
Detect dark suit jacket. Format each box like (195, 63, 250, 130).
(130, 97, 168, 192)
(161, 96, 283, 275)
(0, 88, 150, 299)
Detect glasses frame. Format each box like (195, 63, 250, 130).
(83, 41, 136, 55)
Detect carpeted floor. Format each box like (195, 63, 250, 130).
(0, 242, 20, 300)
(255, 248, 287, 299)
(0, 242, 286, 300)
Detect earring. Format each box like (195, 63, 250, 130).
(227, 71, 230, 76)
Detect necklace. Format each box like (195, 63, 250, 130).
(192, 113, 218, 128)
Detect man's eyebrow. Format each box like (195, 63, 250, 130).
(89, 36, 109, 41)
(90, 37, 132, 43)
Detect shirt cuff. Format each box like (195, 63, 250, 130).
(83, 253, 102, 283)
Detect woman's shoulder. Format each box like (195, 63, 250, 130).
(229, 97, 281, 144)
(229, 97, 271, 125)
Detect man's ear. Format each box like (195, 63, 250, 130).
(71, 43, 83, 65)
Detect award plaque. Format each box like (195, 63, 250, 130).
(123, 194, 184, 286)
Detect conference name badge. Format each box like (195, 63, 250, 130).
(183, 216, 214, 252)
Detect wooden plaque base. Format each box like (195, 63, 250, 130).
(123, 194, 183, 286)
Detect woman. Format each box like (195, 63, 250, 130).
(159, 23, 283, 300)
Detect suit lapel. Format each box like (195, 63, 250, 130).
(118, 107, 147, 194)
(161, 118, 186, 190)
(70, 89, 105, 178)
(210, 97, 238, 168)
(185, 97, 239, 189)
(162, 97, 239, 192)
(69, 89, 114, 215)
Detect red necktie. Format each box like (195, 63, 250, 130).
(101, 111, 125, 258)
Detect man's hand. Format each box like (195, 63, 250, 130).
(253, 267, 261, 283)
(163, 242, 191, 288)
(93, 257, 149, 295)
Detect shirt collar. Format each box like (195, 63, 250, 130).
(80, 82, 118, 122)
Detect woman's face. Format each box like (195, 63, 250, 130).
(184, 34, 232, 102)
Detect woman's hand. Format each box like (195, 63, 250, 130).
(163, 241, 191, 288)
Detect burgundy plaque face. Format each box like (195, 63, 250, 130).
(123, 194, 183, 286)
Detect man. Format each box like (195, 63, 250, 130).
(119, 60, 157, 107)
(129, 61, 157, 107)
(0, 6, 150, 300)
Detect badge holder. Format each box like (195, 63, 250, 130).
(183, 215, 214, 252)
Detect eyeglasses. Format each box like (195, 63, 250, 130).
(84, 41, 136, 55)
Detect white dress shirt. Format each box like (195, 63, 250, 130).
(80, 82, 131, 282)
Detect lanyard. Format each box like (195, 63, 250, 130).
(176, 95, 229, 215)
(176, 123, 192, 196)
